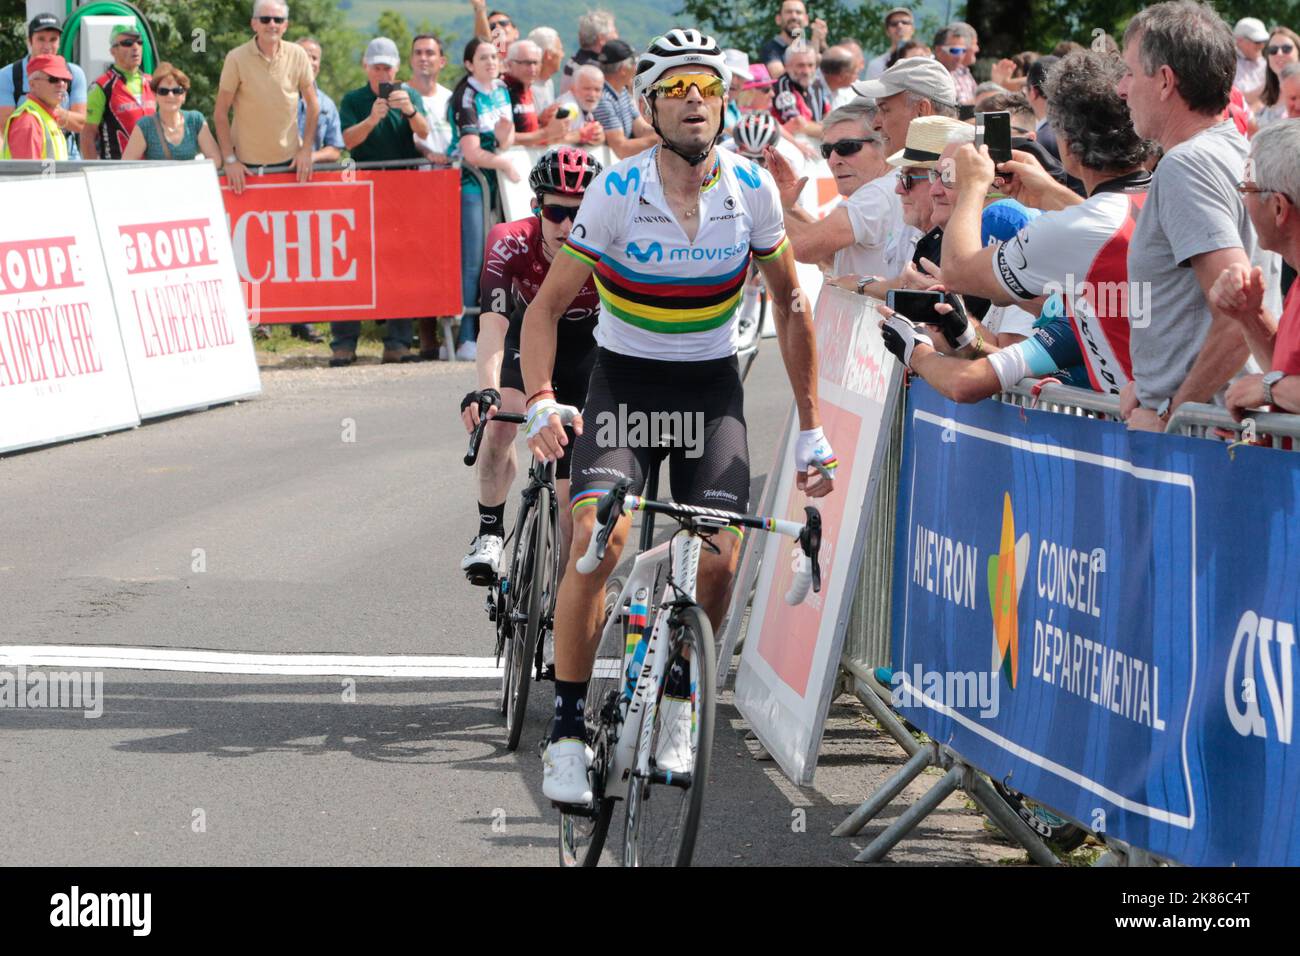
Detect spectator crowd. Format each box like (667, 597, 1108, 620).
(2, 0, 1298, 417)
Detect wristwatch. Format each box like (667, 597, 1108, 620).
(224, 153, 238, 165)
(1156, 397, 1172, 422)
(402, 109, 416, 118)
(855, 275, 883, 296)
(1262, 370, 1286, 405)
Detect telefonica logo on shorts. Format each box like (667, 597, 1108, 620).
(1224, 609, 1295, 744)
(50, 886, 151, 936)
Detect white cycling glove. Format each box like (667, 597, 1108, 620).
(795, 426, 838, 479)
(525, 397, 577, 441)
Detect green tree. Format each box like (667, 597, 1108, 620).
(1, 0, 25, 69)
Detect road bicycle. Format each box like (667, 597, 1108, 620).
(463, 395, 576, 752)
(556, 476, 822, 866)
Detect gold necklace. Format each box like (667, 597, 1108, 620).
(656, 148, 700, 220)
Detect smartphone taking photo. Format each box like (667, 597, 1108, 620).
(886, 289, 947, 326)
(377, 82, 398, 100)
(975, 110, 1013, 165)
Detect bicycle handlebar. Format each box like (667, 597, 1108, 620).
(575, 483, 822, 606)
(463, 391, 525, 466)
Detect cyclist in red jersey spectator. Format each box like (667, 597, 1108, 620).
(460, 148, 604, 584)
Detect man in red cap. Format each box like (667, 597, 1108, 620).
(2, 54, 72, 159)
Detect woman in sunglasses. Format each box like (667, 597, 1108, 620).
(122, 63, 222, 163)
(458, 148, 603, 585)
(1255, 27, 1300, 127)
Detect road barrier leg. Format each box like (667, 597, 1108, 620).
(854, 765, 963, 863)
(851, 674, 921, 756)
(833, 741, 936, 837)
(964, 766, 1060, 867)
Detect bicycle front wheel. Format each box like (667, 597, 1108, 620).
(557, 576, 627, 867)
(622, 604, 716, 867)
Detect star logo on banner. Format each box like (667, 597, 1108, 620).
(987, 493, 1030, 689)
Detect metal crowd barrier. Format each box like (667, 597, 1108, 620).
(839, 393, 904, 686)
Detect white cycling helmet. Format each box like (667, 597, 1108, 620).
(633, 28, 731, 100)
(733, 111, 779, 157)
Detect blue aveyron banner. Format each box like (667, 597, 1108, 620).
(891, 381, 1300, 866)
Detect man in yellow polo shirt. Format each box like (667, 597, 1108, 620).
(214, 0, 318, 194)
(2, 54, 71, 160)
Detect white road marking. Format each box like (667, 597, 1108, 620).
(0, 645, 503, 679)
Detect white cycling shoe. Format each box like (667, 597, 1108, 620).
(543, 739, 594, 805)
(654, 696, 695, 776)
(461, 534, 504, 585)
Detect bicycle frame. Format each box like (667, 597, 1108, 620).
(597, 532, 704, 799)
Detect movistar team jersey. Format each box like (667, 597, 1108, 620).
(561, 146, 789, 361)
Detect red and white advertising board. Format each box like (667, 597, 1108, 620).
(733, 286, 902, 785)
(220, 167, 463, 324)
(0, 176, 139, 454)
(86, 164, 261, 419)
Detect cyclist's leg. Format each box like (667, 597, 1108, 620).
(476, 312, 521, 507)
(667, 355, 750, 631)
(463, 315, 523, 581)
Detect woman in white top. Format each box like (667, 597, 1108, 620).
(1255, 27, 1299, 127)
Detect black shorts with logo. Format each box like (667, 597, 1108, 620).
(567, 348, 750, 512)
(500, 308, 598, 480)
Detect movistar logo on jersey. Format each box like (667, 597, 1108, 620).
(605, 168, 642, 196)
(626, 241, 664, 263)
(668, 242, 748, 262)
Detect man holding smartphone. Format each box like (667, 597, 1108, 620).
(340, 38, 430, 163)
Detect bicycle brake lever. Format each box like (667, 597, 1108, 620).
(803, 506, 822, 593)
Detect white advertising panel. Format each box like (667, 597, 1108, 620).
(0, 176, 139, 454)
(734, 287, 902, 784)
(85, 163, 261, 419)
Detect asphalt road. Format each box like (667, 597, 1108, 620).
(0, 346, 1010, 866)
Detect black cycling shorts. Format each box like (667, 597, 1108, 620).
(500, 309, 597, 481)
(568, 348, 750, 516)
